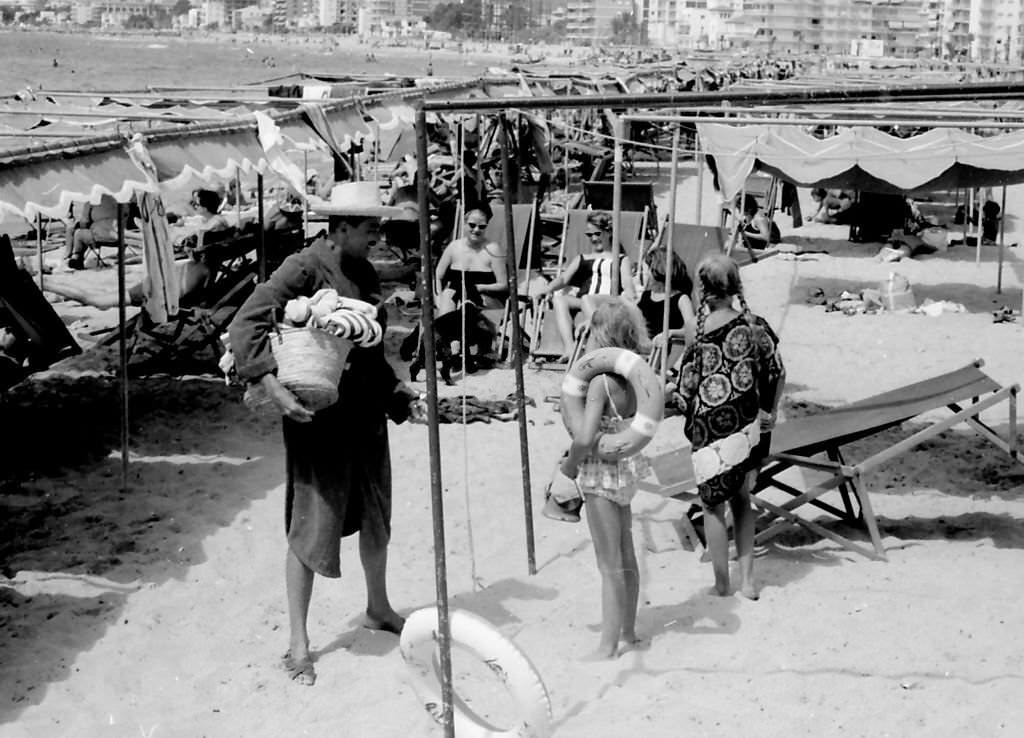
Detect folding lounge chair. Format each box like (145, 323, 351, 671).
(583, 180, 658, 224)
(646, 223, 729, 376)
(530, 208, 648, 364)
(638, 361, 1020, 561)
(753, 360, 1019, 561)
(480, 201, 537, 361)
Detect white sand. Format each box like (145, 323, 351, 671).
(3, 166, 1024, 737)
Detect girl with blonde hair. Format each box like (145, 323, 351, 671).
(546, 298, 652, 659)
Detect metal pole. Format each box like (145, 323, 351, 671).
(694, 131, 704, 225)
(234, 168, 242, 226)
(35, 215, 44, 290)
(611, 115, 624, 295)
(997, 185, 1007, 293)
(421, 81, 1024, 114)
(256, 174, 266, 283)
(498, 111, 537, 577)
(414, 106, 454, 738)
(660, 126, 681, 383)
(116, 203, 129, 493)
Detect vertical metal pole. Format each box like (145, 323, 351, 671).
(234, 168, 242, 225)
(611, 115, 624, 294)
(116, 203, 129, 493)
(35, 215, 44, 290)
(660, 126, 681, 383)
(256, 174, 267, 283)
(695, 132, 704, 225)
(997, 185, 1006, 293)
(498, 111, 537, 577)
(414, 106, 454, 738)
(302, 150, 309, 236)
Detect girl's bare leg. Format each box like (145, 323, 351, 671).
(618, 501, 641, 644)
(702, 501, 731, 596)
(582, 493, 626, 659)
(730, 471, 759, 600)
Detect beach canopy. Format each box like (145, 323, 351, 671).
(698, 122, 1024, 200)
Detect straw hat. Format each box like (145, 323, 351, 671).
(311, 181, 415, 220)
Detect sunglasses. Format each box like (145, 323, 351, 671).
(467, 223, 488, 231)
(585, 231, 604, 239)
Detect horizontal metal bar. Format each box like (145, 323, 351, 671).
(420, 81, 1024, 113)
(621, 114, 1024, 129)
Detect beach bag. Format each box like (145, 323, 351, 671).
(244, 326, 353, 414)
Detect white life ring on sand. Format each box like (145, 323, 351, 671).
(400, 607, 553, 738)
(560, 347, 664, 461)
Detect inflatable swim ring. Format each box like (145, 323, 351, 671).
(560, 347, 664, 461)
(400, 607, 552, 738)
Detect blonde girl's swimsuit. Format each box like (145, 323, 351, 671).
(576, 376, 651, 506)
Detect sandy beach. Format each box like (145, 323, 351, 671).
(3, 162, 1024, 737)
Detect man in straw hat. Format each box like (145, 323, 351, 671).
(229, 181, 423, 687)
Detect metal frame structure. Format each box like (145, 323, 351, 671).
(412, 79, 1024, 737)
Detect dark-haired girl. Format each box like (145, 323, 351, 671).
(677, 254, 785, 600)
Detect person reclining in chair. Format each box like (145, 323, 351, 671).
(534, 211, 636, 363)
(65, 194, 131, 270)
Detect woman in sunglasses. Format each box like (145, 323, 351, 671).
(434, 204, 507, 308)
(535, 211, 636, 363)
(430, 204, 508, 372)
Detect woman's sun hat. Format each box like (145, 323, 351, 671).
(310, 181, 416, 220)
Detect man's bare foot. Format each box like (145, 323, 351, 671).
(739, 585, 760, 601)
(281, 650, 316, 686)
(580, 644, 619, 661)
(710, 583, 730, 597)
(365, 609, 406, 635)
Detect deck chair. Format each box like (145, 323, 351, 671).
(646, 224, 730, 376)
(441, 201, 537, 363)
(480, 201, 537, 361)
(530, 208, 648, 364)
(720, 173, 778, 227)
(638, 360, 1020, 561)
(583, 181, 657, 225)
(127, 229, 260, 369)
(752, 359, 1019, 560)
(0, 234, 81, 372)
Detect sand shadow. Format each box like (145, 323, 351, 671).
(0, 373, 282, 724)
(766, 511, 1024, 553)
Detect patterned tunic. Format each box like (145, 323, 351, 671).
(680, 313, 783, 507)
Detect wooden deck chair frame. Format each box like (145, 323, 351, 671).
(530, 208, 648, 365)
(753, 360, 1019, 561)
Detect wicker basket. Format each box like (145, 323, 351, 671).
(244, 326, 353, 414)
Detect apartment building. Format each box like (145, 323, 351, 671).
(646, 0, 732, 49)
(684, 0, 1002, 60)
(993, 0, 1024, 62)
(564, 0, 636, 43)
